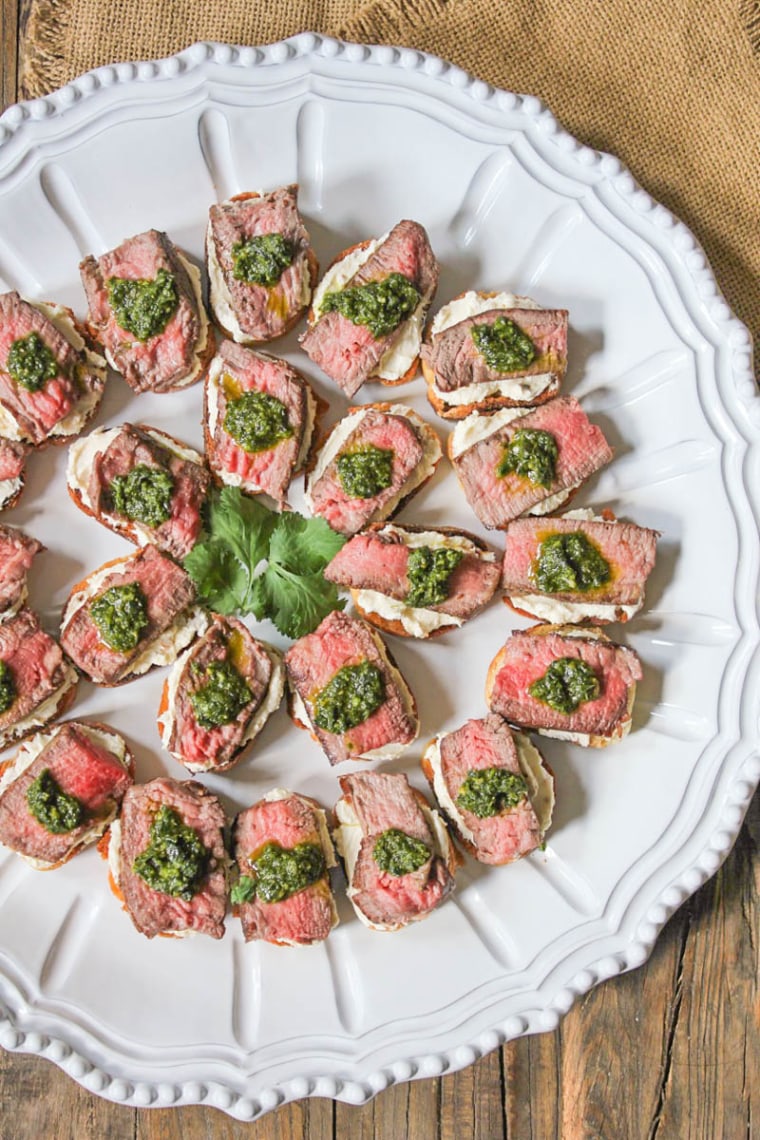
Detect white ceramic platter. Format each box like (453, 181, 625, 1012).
(0, 35, 758, 1121)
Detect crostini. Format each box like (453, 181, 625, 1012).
(449, 396, 613, 529)
(305, 402, 442, 537)
(204, 339, 319, 505)
(231, 789, 338, 945)
(324, 523, 500, 638)
(0, 291, 106, 446)
(107, 777, 227, 939)
(284, 610, 419, 765)
(333, 770, 457, 931)
(422, 291, 568, 420)
(0, 721, 133, 869)
(158, 615, 284, 773)
(59, 545, 206, 686)
(421, 714, 554, 864)
(486, 624, 642, 747)
(80, 229, 212, 393)
(301, 219, 439, 397)
(0, 437, 27, 511)
(67, 423, 211, 560)
(501, 509, 659, 624)
(0, 609, 78, 750)
(0, 524, 43, 623)
(206, 186, 318, 344)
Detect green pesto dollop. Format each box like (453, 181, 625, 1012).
(533, 532, 611, 594)
(496, 428, 558, 487)
(528, 656, 600, 714)
(6, 331, 59, 392)
(223, 390, 293, 454)
(107, 268, 179, 342)
(231, 234, 295, 286)
(0, 660, 15, 716)
(471, 315, 536, 373)
(312, 661, 385, 735)
(456, 767, 528, 819)
(89, 582, 149, 653)
(26, 768, 84, 834)
(190, 660, 252, 729)
(405, 546, 465, 608)
(373, 828, 430, 877)
(108, 463, 174, 528)
(321, 272, 420, 339)
(245, 841, 326, 903)
(132, 804, 209, 900)
(336, 445, 394, 500)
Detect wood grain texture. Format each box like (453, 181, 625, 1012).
(0, 9, 758, 1139)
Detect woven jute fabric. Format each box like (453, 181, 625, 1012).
(19, 0, 760, 363)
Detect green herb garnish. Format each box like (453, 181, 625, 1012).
(231, 875, 257, 905)
(471, 316, 536, 372)
(528, 657, 600, 714)
(405, 546, 465, 608)
(372, 829, 430, 877)
(533, 532, 611, 594)
(496, 428, 558, 486)
(107, 268, 178, 341)
(89, 582, 149, 653)
(246, 841, 326, 903)
(190, 660, 252, 729)
(109, 464, 174, 528)
(6, 332, 59, 392)
(26, 768, 84, 834)
(231, 234, 295, 286)
(183, 487, 346, 639)
(132, 804, 209, 900)
(456, 767, 528, 819)
(322, 272, 420, 339)
(336, 445, 394, 500)
(0, 660, 15, 716)
(312, 662, 385, 735)
(223, 391, 293, 454)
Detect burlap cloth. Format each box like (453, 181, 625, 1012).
(19, 1, 760, 364)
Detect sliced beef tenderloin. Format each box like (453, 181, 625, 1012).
(232, 791, 337, 945)
(487, 625, 643, 744)
(301, 220, 439, 397)
(160, 615, 281, 772)
(205, 339, 314, 505)
(0, 608, 77, 749)
(207, 186, 316, 343)
(502, 513, 659, 621)
(80, 229, 208, 393)
(60, 545, 198, 685)
(0, 438, 27, 510)
(451, 397, 613, 529)
(323, 522, 501, 633)
(336, 771, 455, 930)
(0, 722, 133, 867)
(306, 404, 440, 536)
(0, 525, 43, 620)
(72, 422, 211, 560)
(0, 292, 103, 445)
(116, 777, 227, 939)
(424, 306, 568, 393)
(284, 610, 418, 765)
(425, 714, 550, 865)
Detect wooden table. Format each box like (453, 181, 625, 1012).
(0, 6, 758, 1137)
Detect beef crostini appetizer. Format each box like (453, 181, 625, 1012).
(502, 509, 659, 624)
(80, 229, 212, 393)
(422, 291, 568, 420)
(107, 777, 227, 939)
(301, 219, 439, 398)
(284, 610, 419, 765)
(204, 339, 319, 506)
(59, 545, 206, 686)
(486, 624, 643, 747)
(0, 721, 133, 869)
(206, 186, 318, 344)
(67, 423, 211, 560)
(0, 437, 28, 510)
(0, 291, 106, 447)
(305, 403, 442, 537)
(0, 524, 43, 622)
(231, 789, 338, 946)
(324, 523, 500, 638)
(0, 609, 78, 750)
(158, 615, 284, 773)
(449, 396, 613, 530)
(333, 771, 457, 931)
(421, 714, 554, 865)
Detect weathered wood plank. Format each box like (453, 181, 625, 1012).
(0, 1050, 135, 1137)
(0, 0, 18, 108)
(440, 1047, 504, 1140)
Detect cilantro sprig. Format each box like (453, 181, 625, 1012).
(184, 487, 346, 639)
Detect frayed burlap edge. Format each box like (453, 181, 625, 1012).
(19, 0, 73, 100)
(740, 0, 760, 52)
(337, 0, 449, 41)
